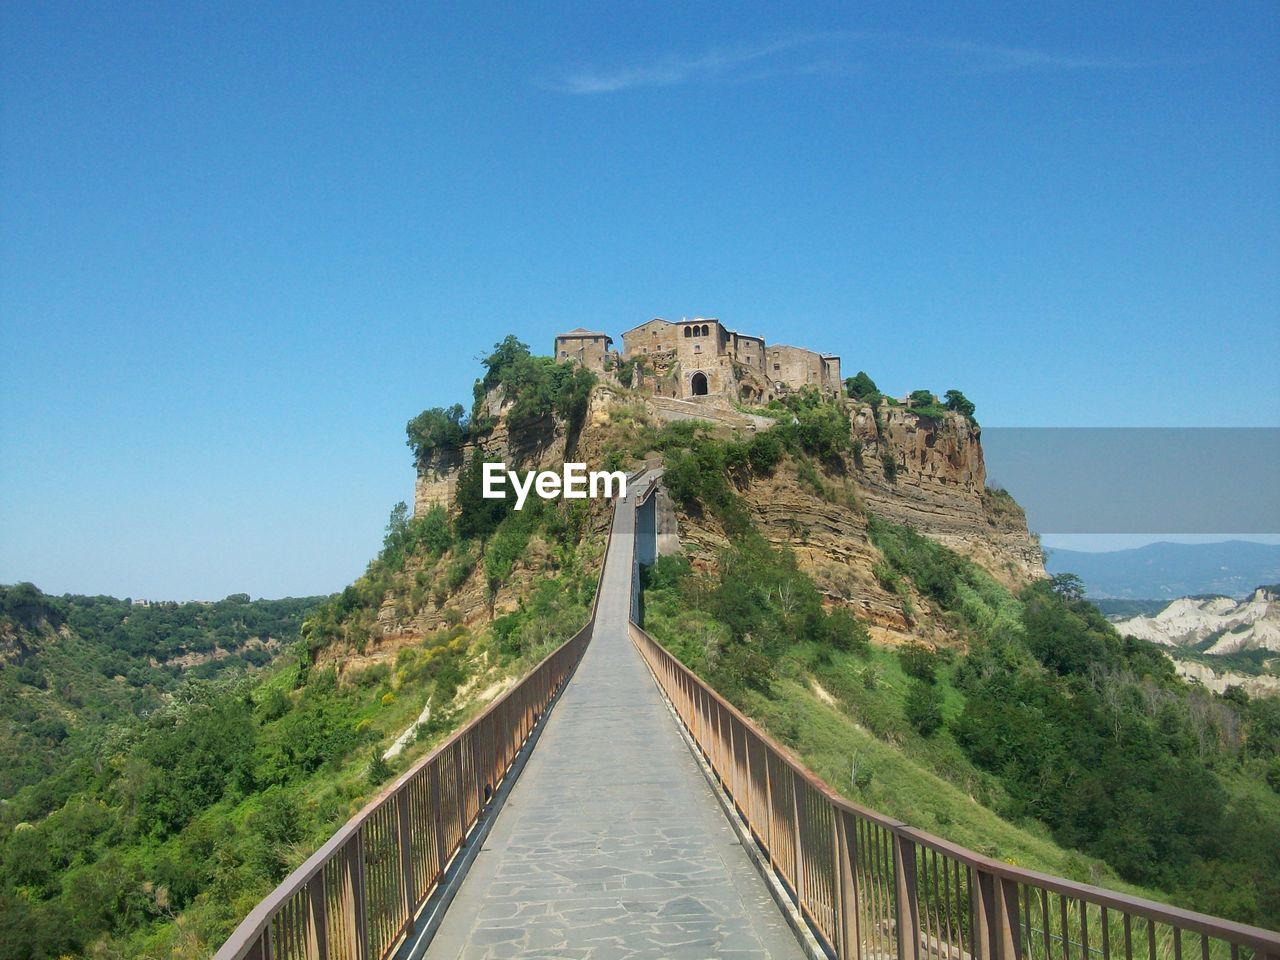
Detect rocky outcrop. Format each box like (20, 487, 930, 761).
(1113, 587, 1280, 654)
(851, 403, 1043, 588)
(398, 383, 1042, 665)
(655, 397, 1043, 649)
(1171, 658, 1280, 699)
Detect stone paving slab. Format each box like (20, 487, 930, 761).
(423, 479, 805, 960)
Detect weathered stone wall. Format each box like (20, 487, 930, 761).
(554, 333, 612, 372)
(622, 318, 678, 357)
(729, 332, 766, 371)
(765, 344, 839, 395)
(822, 356, 842, 393)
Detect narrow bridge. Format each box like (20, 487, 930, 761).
(215, 475, 1280, 960)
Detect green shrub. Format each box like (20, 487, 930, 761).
(943, 389, 976, 419)
(845, 371, 879, 401)
(905, 679, 944, 736)
(898, 643, 939, 684)
(747, 431, 783, 473)
(367, 749, 392, 786)
(406, 404, 468, 465)
(819, 608, 870, 654)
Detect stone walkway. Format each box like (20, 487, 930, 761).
(423, 478, 805, 960)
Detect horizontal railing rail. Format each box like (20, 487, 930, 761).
(212, 509, 620, 960)
(629, 620, 1280, 960)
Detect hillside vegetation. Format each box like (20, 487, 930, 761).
(0, 586, 322, 805)
(637, 409, 1280, 929)
(0, 338, 608, 960)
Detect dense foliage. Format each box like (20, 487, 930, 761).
(867, 519, 1280, 925)
(844, 370, 880, 401)
(0, 585, 321, 806)
(405, 336, 596, 468)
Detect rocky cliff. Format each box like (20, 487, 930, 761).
(850, 402, 1043, 588)
(392, 383, 1042, 663)
(633, 393, 1043, 648)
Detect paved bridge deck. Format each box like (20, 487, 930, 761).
(423, 480, 805, 960)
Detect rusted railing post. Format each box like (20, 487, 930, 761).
(340, 834, 365, 960)
(835, 809, 861, 960)
(894, 832, 921, 960)
(395, 791, 415, 935)
(305, 871, 329, 960)
(973, 866, 1021, 960)
(792, 773, 807, 905)
(994, 875, 1022, 960)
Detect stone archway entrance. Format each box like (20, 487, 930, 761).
(690, 371, 708, 396)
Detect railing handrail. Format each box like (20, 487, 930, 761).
(628, 616, 1280, 958)
(213, 482, 632, 960)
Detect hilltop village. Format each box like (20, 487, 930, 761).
(554, 316, 842, 403)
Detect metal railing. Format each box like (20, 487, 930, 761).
(213, 515, 616, 960)
(629, 621, 1280, 960)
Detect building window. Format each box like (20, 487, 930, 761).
(560, 351, 567, 357)
(684, 326, 692, 338)
(773, 363, 781, 371)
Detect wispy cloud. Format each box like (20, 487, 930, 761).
(546, 30, 1158, 95)
(550, 37, 811, 95)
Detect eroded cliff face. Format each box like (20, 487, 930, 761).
(389, 384, 1043, 666)
(656, 397, 1044, 649)
(851, 403, 1043, 588)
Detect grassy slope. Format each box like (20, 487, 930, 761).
(642, 584, 1159, 899)
(633, 409, 1280, 924)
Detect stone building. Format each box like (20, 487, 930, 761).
(764, 344, 842, 396)
(554, 316, 840, 403)
(553, 328, 614, 370)
(619, 317, 839, 402)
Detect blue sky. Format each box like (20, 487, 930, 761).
(2, 3, 1277, 599)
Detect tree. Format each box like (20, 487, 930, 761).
(905, 679, 944, 736)
(845, 371, 879, 401)
(908, 389, 936, 408)
(406, 404, 467, 465)
(384, 501, 409, 550)
(943, 389, 976, 419)
(477, 335, 531, 393)
(1049, 572, 1087, 603)
(454, 456, 512, 541)
(899, 642, 939, 683)
(819, 608, 870, 654)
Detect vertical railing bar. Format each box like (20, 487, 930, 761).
(1039, 892, 1049, 960)
(922, 847, 935, 960)
(942, 850, 955, 960)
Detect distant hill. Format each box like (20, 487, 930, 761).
(1045, 540, 1280, 599)
(1111, 586, 1280, 654)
